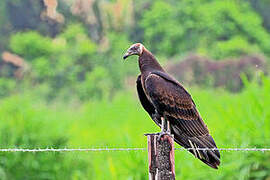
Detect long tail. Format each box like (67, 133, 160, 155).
(173, 132, 220, 169)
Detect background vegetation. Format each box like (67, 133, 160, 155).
(0, 0, 270, 179)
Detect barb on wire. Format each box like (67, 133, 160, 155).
(0, 147, 269, 152)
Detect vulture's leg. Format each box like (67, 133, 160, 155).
(161, 117, 171, 133)
(158, 117, 168, 141)
(166, 120, 171, 134)
(161, 117, 165, 132)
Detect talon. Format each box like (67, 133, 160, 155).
(157, 132, 166, 141)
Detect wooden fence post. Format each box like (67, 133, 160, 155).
(146, 133, 175, 180)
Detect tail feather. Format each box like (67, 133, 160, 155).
(173, 132, 220, 169)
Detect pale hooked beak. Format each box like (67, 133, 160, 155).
(123, 52, 130, 60)
(123, 50, 133, 60)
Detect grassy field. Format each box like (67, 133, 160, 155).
(0, 76, 269, 179)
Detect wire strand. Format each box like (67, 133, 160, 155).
(0, 147, 269, 152)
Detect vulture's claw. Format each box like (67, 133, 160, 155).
(157, 131, 168, 142)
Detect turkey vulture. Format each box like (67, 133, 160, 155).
(123, 43, 220, 169)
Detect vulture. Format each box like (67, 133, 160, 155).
(123, 43, 220, 169)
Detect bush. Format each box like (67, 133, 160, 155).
(140, 0, 270, 59)
(10, 32, 53, 60)
(8, 24, 113, 101)
(0, 95, 87, 179)
(0, 78, 16, 97)
(7, 24, 138, 101)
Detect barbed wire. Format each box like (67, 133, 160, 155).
(0, 147, 269, 152)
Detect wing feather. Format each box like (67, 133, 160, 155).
(136, 75, 161, 127)
(145, 73, 209, 137)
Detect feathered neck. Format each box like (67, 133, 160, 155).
(138, 48, 165, 74)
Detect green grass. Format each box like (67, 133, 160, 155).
(0, 76, 270, 179)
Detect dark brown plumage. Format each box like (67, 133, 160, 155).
(124, 43, 220, 169)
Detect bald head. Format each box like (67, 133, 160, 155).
(123, 43, 144, 60)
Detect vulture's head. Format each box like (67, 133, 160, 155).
(123, 43, 144, 60)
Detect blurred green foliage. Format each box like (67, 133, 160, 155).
(0, 76, 269, 179)
(141, 0, 270, 59)
(0, 0, 270, 179)
(0, 78, 16, 97)
(0, 0, 269, 100)
(8, 24, 137, 100)
(0, 95, 88, 179)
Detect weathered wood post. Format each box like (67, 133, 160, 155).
(146, 133, 175, 180)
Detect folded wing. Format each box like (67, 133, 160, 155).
(136, 75, 161, 126)
(142, 71, 220, 169)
